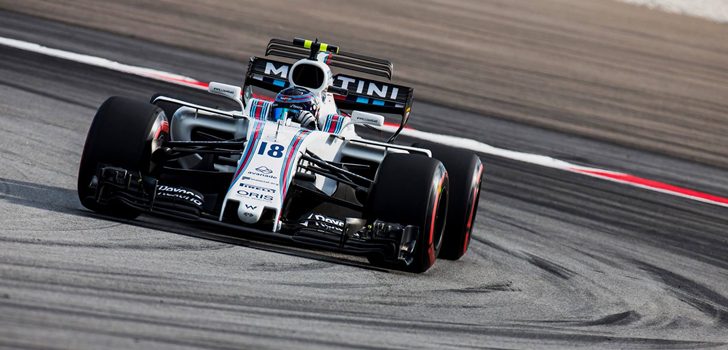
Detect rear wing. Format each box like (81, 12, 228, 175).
(244, 56, 413, 127)
(243, 38, 414, 141)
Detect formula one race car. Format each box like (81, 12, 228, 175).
(77, 38, 484, 272)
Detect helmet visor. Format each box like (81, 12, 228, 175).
(272, 107, 303, 122)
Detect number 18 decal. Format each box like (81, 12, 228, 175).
(258, 142, 285, 158)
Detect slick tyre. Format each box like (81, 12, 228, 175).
(414, 142, 483, 260)
(77, 96, 168, 218)
(366, 153, 448, 273)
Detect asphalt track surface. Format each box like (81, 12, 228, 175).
(1, 10, 728, 350)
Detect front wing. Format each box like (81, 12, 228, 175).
(87, 165, 419, 265)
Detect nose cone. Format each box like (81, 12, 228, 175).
(237, 199, 265, 224)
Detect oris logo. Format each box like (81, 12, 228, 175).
(236, 189, 274, 202)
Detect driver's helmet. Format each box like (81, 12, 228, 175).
(271, 87, 319, 129)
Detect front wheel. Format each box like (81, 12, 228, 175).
(77, 96, 168, 218)
(366, 153, 449, 273)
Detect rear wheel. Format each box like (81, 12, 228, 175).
(77, 96, 168, 218)
(366, 153, 448, 273)
(414, 142, 483, 260)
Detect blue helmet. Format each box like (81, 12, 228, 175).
(272, 87, 319, 128)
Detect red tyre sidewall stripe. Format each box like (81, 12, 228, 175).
(428, 171, 447, 263)
(463, 163, 484, 253)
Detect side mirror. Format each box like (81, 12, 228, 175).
(208, 82, 244, 111)
(346, 110, 385, 129)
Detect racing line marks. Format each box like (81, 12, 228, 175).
(1, 35, 726, 209)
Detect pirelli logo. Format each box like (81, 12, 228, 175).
(239, 183, 276, 193)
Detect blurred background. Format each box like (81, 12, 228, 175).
(3, 0, 727, 168)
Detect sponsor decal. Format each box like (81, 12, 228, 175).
(156, 185, 204, 207)
(236, 189, 274, 202)
(239, 183, 276, 193)
(335, 76, 399, 100)
(247, 171, 279, 181)
(255, 166, 273, 174)
(210, 86, 236, 95)
(303, 213, 345, 233)
(244, 204, 257, 210)
(242, 176, 278, 186)
(354, 116, 379, 124)
(247, 165, 279, 181)
(264, 62, 289, 78)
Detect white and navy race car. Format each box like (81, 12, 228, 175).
(77, 38, 483, 272)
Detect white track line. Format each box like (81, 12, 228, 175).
(378, 126, 728, 207)
(0, 36, 208, 89)
(1, 35, 726, 208)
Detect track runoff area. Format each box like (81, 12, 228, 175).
(2, 35, 726, 209)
